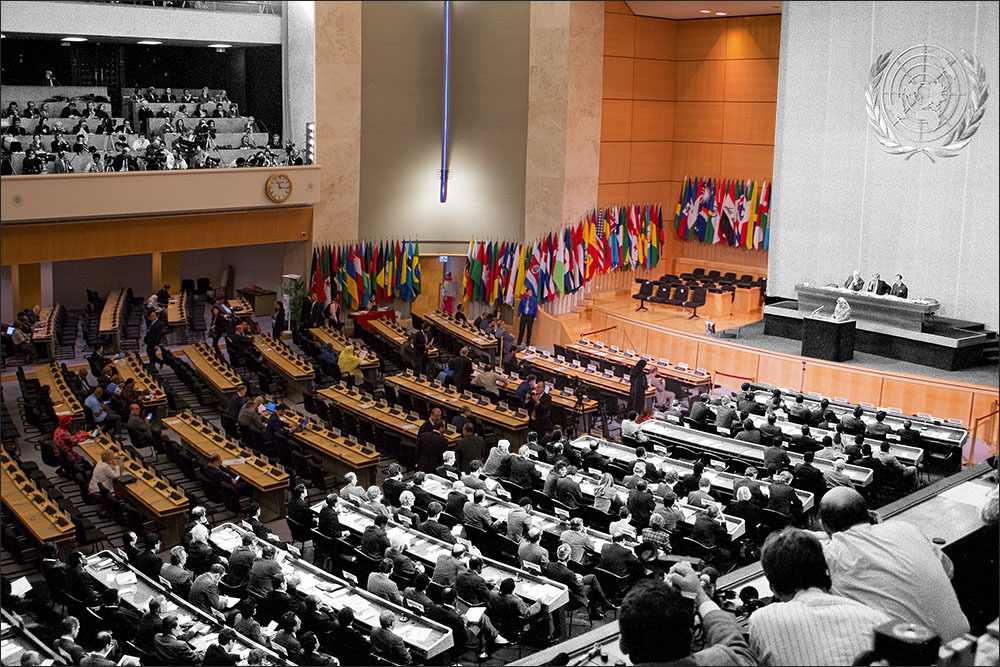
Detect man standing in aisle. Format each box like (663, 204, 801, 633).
(517, 287, 538, 346)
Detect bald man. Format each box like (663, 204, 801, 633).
(814, 488, 969, 641)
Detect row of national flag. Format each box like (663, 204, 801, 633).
(674, 176, 771, 250)
(308, 240, 421, 310)
(463, 203, 667, 306)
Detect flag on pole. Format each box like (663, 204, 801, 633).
(735, 182, 750, 248)
(755, 181, 769, 249)
(411, 240, 421, 297)
(674, 176, 690, 239)
(745, 180, 759, 250)
(553, 230, 567, 295)
(648, 205, 661, 268)
(526, 242, 541, 297)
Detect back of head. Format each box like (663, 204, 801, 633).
(619, 579, 694, 663)
(803, 450, 815, 463)
(819, 487, 869, 534)
(760, 527, 831, 600)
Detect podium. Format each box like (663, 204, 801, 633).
(802, 316, 856, 361)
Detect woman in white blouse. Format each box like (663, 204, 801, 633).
(88, 449, 121, 498)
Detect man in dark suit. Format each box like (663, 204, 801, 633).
(407, 472, 435, 511)
(415, 419, 448, 473)
(793, 450, 826, 498)
(317, 493, 345, 538)
(555, 466, 586, 508)
(732, 467, 767, 506)
(758, 412, 783, 444)
(598, 533, 642, 583)
(444, 480, 468, 518)
(509, 446, 542, 489)
(675, 461, 705, 498)
(144, 310, 166, 369)
(627, 480, 656, 530)
(202, 628, 239, 666)
(809, 398, 831, 427)
(264, 403, 292, 448)
(154, 615, 200, 665)
(841, 406, 868, 435)
(545, 544, 609, 621)
(450, 346, 474, 390)
(735, 419, 762, 444)
(890, 274, 908, 298)
(419, 502, 457, 544)
(688, 394, 712, 425)
(763, 441, 791, 473)
(382, 463, 407, 506)
(855, 443, 888, 483)
(580, 439, 606, 472)
(790, 425, 822, 454)
(896, 419, 922, 447)
(844, 270, 864, 291)
(226, 386, 247, 422)
(843, 433, 865, 463)
(134, 532, 164, 581)
(97, 588, 141, 643)
(867, 272, 890, 295)
(765, 471, 802, 516)
(787, 395, 812, 423)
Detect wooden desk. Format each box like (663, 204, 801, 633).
(317, 384, 460, 449)
(421, 473, 616, 551)
(422, 310, 500, 361)
(568, 434, 812, 514)
(84, 550, 285, 664)
(279, 408, 380, 488)
(369, 317, 439, 359)
(639, 419, 874, 487)
(31, 363, 84, 429)
(515, 350, 657, 402)
(182, 342, 244, 399)
(320, 499, 570, 613)
(227, 297, 254, 321)
(252, 335, 314, 402)
(309, 326, 380, 373)
(1, 446, 76, 557)
(750, 388, 968, 451)
(532, 450, 749, 538)
(387, 373, 530, 445)
(209, 523, 455, 661)
(468, 366, 600, 435)
(112, 352, 168, 417)
(165, 292, 188, 345)
(77, 433, 189, 547)
(99, 288, 126, 353)
(238, 287, 277, 317)
(795, 283, 941, 332)
(163, 412, 288, 521)
(29, 304, 61, 361)
(704, 291, 733, 318)
(733, 286, 761, 314)
(566, 340, 714, 399)
(1, 609, 67, 666)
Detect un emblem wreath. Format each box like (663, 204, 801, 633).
(866, 45, 989, 162)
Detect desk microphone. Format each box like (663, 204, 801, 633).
(810, 306, 824, 317)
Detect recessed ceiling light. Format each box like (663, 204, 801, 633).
(699, 9, 712, 13)
(137, 40, 162, 45)
(715, 11, 728, 15)
(0, 34, 6, 39)
(208, 43, 232, 49)
(61, 41, 71, 47)
(62, 36, 87, 42)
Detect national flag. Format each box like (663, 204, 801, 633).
(553, 230, 567, 295)
(735, 182, 750, 248)
(674, 176, 689, 239)
(411, 240, 421, 297)
(525, 241, 541, 297)
(608, 207, 620, 271)
(573, 220, 586, 290)
(309, 248, 322, 299)
(701, 180, 715, 244)
(683, 178, 702, 242)
(678, 177, 695, 240)
(538, 235, 551, 302)
(345, 246, 359, 307)
(755, 181, 769, 249)
(745, 180, 759, 250)
(648, 205, 661, 268)
(481, 241, 493, 303)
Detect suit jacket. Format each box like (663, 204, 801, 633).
(689, 401, 712, 424)
(844, 275, 864, 291)
(763, 446, 791, 472)
(598, 543, 640, 579)
(420, 518, 456, 544)
(226, 394, 245, 421)
(510, 457, 541, 488)
(544, 561, 587, 607)
(581, 449, 607, 472)
(789, 434, 822, 454)
(144, 317, 166, 346)
(133, 549, 164, 580)
(318, 505, 344, 537)
(189, 572, 223, 612)
(455, 567, 493, 605)
(463, 501, 494, 530)
(461, 472, 488, 491)
(732, 478, 767, 506)
(766, 482, 802, 516)
(445, 491, 468, 518)
(415, 430, 448, 473)
(555, 476, 585, 508)
(454, 435, 485, 473)
(408, 483, 435, 511)
(891, 282, 908, 298)
(432, 554, 464, 586)
(367, 572, 402, 604)
(202, 643, 239, 666)
(371, 627, 411, 664)
(869, 279, 890, 295)
(361, 525, 391, 558)
(154, 633, 199, 665)
(383, 477, 407, 506)
(690, 515, 728, 548)
(793, 462, 826, 497)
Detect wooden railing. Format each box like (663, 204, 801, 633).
(966, 402, 1000, 466)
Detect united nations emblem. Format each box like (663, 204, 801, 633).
(865, 44, 989, 162)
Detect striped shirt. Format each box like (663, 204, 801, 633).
(748, 588, 889, 665)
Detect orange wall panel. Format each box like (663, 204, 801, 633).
(603, 56, 635, 99)
(725, 59, 780, 102)
(675, 19, 727, 61)
(628, 181, 678, 206)
(634, 16, 676, 60)
(803, 365, 884, 407)
(971, 392, 1000, 448)
(757, 354, 805, 391)
(880, 378, 975, 427)
(720, 144, 775, 180)
(604, 1, 633, 15)
(722, 101, 777, 145)
(632, 59, 676, 101)
(671, 142, 722, 181)
(674, 60, 727, 101)
(599, 142, 632, 184)
(629, 141, 673, 183)
(725, 15, 782, 60)
(697, 341, 759, 382)
(598, 184, 631, 207)
(601, 99, 634, 141)
(673, 101, 725, 143)
(631, 100, 675, 141)
(604, 12, 635, 58)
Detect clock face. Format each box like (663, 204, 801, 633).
(266, 173, 292, 203)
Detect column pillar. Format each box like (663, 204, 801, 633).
(152, 252, 181, 293)
(11, 263, 42, 316)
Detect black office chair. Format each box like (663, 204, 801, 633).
(633, 279, 654, 311)
(647, 284, 674, 305)
(683, 287, 708, 319)
(664, 285, 689, 309)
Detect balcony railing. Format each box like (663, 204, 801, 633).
(56, 0, 281, 15)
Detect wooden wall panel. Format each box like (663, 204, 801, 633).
(674, 19, 727, 60)
(674, 60, 727, 101)
(880, 377, 975, 427)
(720, 144, 775, 180)
(601, 99, 634, 142)
(670, 142, 722, 181)
(697, 341, 759, 383)
(673, 102, 725, 143)
(803, 365, 884, 407)
(632, 59, 675, 101)
(599, 142, 632, 183)
(631, 101, 675, 141)
(598, 184, 631, 206)
(629, 141, 673, 183)
(756, 354, 804, 391)
(603, 57, 635, 99)
(725, 59, 780, 102)
(628, 181, 677, 206)
(634, 16, 676, 60)
(641, 327, 700, 366)
(604, 12, 636, 58)
(604, 1, 632, 15)
(725, 15, 782, 59)
(619, 319, 650, 353)
(722, 102, 777, 144)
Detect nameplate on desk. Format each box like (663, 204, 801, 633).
(444, 386, 457, 395)
(499, 401, 509, 411)
(676, 363, 689, 370)
(569, 360, 581, 368)
(587, 363, 599, 372)
(462, 390, 473, 400)
(610, 346, 620, 353)
(594, 341, 605, 348)
(517, 408, 529, 417)
(556, 355, 565, 363)
(338, 380, 349, 389)
(580, 338, 590, 345)
(602, 370, 613, 377)
(222, 458, 246, 467)
(510, 372, 520, 381)
(377, 399, 388, 408)
(407, 411, 420, 421)
(641, 354, 652, 361)
(528, 346, 537, 353)
(404, 369, 414, 377)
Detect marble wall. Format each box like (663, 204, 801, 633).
(313, 0, 362, 245)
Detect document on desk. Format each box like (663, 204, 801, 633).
(397, 625, 433, 643)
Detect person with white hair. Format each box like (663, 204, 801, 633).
(341, 471, 366, 503)
(714, 395, 738, 430)
(823, 457, 853, 489)
(394, 490, 420, 526)
(386, 533, 423, 578)
(844, 269, 864, 291)
(363, 485, 391, 518)
(766, 470, 803, 517)
(436, 450, 460, 478)
(483, 438, 511, 476)
(725, 485, 764, 542)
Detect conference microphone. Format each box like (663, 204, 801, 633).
(810, 306, 824, 317)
